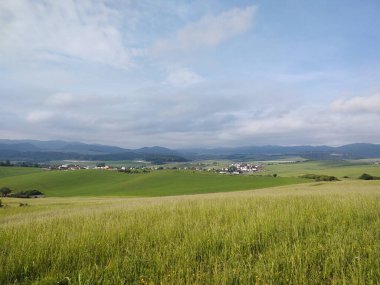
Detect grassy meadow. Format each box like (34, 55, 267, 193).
(0, 167, 305, 197)
(263, 160, 380, 179)
(0, 166, 45, 179)
(1, 181, 380, 284)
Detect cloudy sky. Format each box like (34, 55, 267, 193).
(1, 0, 380, 148)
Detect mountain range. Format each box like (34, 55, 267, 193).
(0, 140, 185, 163)
(1, 139, 380, 162)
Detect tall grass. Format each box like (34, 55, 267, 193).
(1, 182, 380, 284)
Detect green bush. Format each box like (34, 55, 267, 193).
(358, 173, 380, 180)
(9, 190, 44, 198)
(359, 173, 373, 180)
(0, 187, 12, 197)
(300, 174, 339, 182)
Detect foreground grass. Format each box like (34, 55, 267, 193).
(0, 168, 305, 197)
(1, 181, 380, 284)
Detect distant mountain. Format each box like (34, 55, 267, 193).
(0, 139, 380, 162)
(58, 143, 129, 155)
(0, 140, 129, 154)
(136, 146, 180, 155)
(336, 143, 380, 158)
(0, 140, 187, 163)
(0, 139, 69, 151)
(0, 142, 41, 152)
(180, 145, 334, 156)
(178, 143, 380, 160)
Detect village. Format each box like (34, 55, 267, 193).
(52, 161, 262, 175)
(218, 162, 261, 175)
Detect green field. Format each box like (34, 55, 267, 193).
(0, 166, 45, 179)
(1, 181, 380, 284)
(0, 167, 305, 197)
(263, 160, 380, 178)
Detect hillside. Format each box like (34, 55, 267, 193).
(264, 160, 380, 178)
(0, 167, 304, 197)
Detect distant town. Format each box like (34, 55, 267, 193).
(52, 162, 262, 175)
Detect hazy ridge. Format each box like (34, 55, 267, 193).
(1, 139, 380, 162)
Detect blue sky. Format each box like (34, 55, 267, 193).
(1, 0, 380, 147)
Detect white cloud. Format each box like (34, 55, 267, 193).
(238, 115, 308, 135)
(275, 71, 340, 83)
(9, 90, 380, 147)
(45, 92, 125, 108)
(0, 0, 134, 68)
(26, 111, 54, 123)
(46, 93, 76, 107)
(179, 6, 256, 48)
(330, 94, 380, 113)
(154, 6, 256, 52)
(165, 67, 204, 87)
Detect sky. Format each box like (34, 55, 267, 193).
(1, 0, 380, 148)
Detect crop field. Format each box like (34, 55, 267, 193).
(263, 160, 380, 179)
(1, 181, 380, 284)
(0, 167, 305, 197)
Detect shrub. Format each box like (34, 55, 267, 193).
(10, 190, 45, 198)
(300, 174, 339, 182)
(358, 173, 380, 180)
(26, 189, 44, 196)
(0, 187, 12, 197)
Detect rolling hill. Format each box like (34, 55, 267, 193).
(0, 167, 305, 197)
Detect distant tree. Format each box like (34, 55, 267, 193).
(227, 166, 238, 173)
(26, 189, 44, 196)
(359, 173, 374, 180)
(300, 174, 339, 181)
(273, 173, 277, 178)
(10, 189, 44, 198)
(0, 187, 12, 197)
